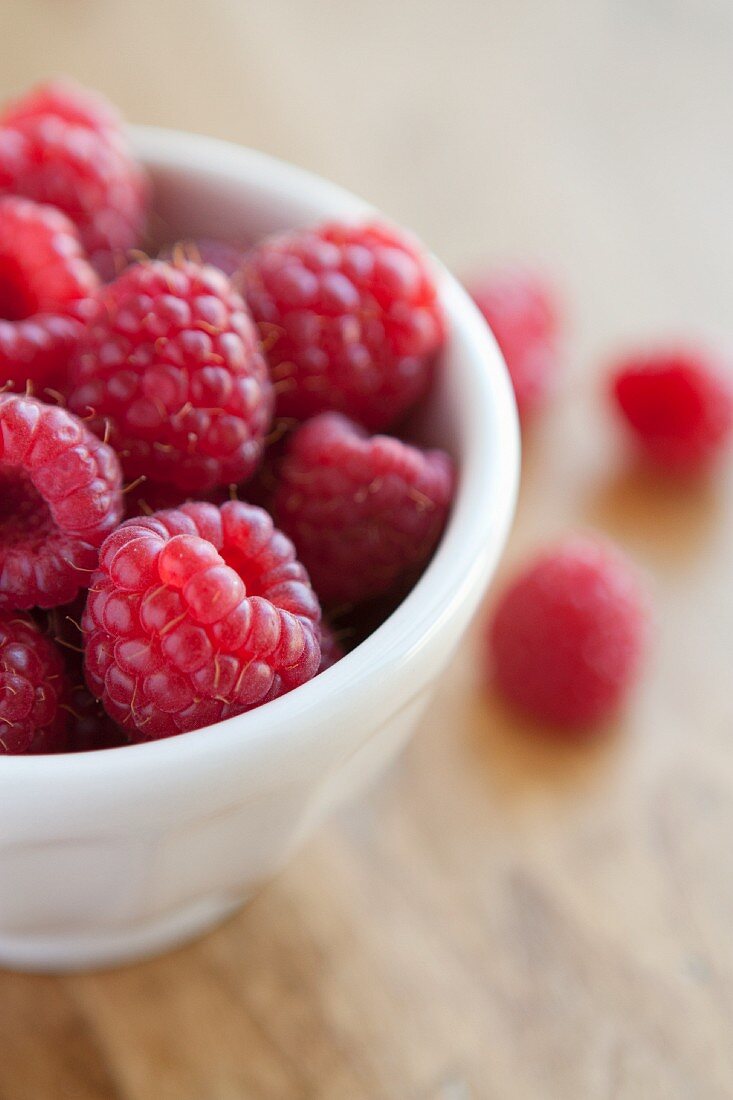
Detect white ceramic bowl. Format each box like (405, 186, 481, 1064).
(0, 129, 519, 972)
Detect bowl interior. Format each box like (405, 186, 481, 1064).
(0, 128, 520, 781)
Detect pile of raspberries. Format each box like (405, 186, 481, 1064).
(0, 80, 455, 754)
(1, 80, 730, 755)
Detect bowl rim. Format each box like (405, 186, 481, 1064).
(0, 126, 520, 783)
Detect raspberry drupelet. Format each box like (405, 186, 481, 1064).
(488, 536, 648, 730)
(273, 412, 455, 607)
(0, 395, 124, 610)
(610, 348, 733, 475)
(467, 267, 559, 420)
(242, 220, 445, 430)
(67, 259, 274, 493)
(0, 612, 69, 753)
(83, 501, 322, 740)
(0, 196, 98, 392)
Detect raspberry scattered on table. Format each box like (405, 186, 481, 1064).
(0, 195, 98, 393)
(242, 220, 445, 430)
(273, 412, 455, 607)
(0, 394, 124, 610)
(0, 611, 69, 754)
(610, 347, 733, 475)
(487, 536, 648, 730)
(67, 259, 273, 493)
(467, 267, 559, 420)
(83, 501, 322, 739)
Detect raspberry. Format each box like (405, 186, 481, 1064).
(0, 78, 123, 140)
(0, 196, 98, 391)
(273, 413, 455, 606)
(488, 537, 648, 729)
(318, 622, 344, 673)
(467, 268, 559, 419)
(611, 348, 733, 474)
(83, 500, 321, 740)
(0, 112, 148, 273)
(242, 220, 445, 430)
(0, 611, 69, 753)
(67, 259, 273, 492)
(0, 395, 124, 610)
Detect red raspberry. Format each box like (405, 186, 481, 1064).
(83, 501, 321, 740)
(611, 348, 733, 475)
(467, 268, 559, 420)
(67, 260, 273, 493)
(0, 611, 69, 753)
(0, 113, 148, 273)
(0, 78, 123, 140)
(318, 622, 344, 673)
(0, 196, 98, 392)
(0, 394, 123, 610)
(488, 537, 648, 729)
(242, 220, 445, 430)
(273, 413, 455, 606)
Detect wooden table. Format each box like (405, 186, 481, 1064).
(1, 2, 732, 1096)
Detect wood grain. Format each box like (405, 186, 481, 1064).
(1, 1, 732, 1096)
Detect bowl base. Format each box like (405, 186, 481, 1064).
(0, 894, 245, 974)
